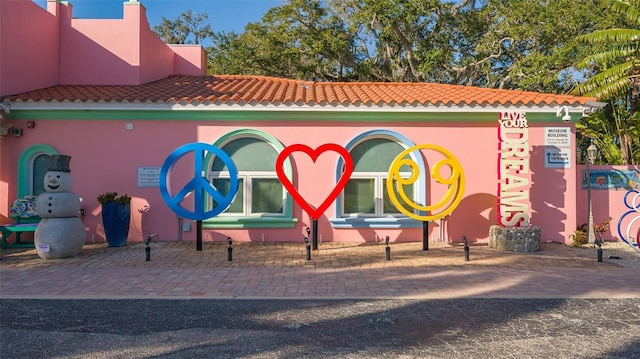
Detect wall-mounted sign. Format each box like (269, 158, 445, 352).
(544, 127, 571, 147)
(544, 147, 571, 168)
(137, 167, 161, 188)
(582, 169, 639, 190)
(498, 111, 530, 227)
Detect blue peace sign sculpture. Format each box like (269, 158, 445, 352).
(160, 142, 239, 221)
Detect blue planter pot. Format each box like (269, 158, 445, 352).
(102, 202, 130, 247)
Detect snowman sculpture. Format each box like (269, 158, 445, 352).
(34, 155, 85, 259)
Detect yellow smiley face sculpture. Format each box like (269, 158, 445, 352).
(386, 144, 465, 221)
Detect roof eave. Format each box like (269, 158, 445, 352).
(4, 100, 592, 114)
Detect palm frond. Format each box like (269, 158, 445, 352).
(573, 61, 635, 97)
(578, 61, 634, 84)
(606, 0, 640, 25)
(576, 76, 632, 99)
(577, 29, 640, 44)
(598, 138, 623, 164)
(576, 47, 640, 68)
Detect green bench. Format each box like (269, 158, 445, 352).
(1, 196, 40, 249)
(1, 217, 39, 249)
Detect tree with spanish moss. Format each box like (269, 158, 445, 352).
(153, 10, 213, 45)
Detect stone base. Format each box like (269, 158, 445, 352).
(489, 225, 541, 252)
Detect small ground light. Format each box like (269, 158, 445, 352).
(385, 236, 390, 261)
(595, 238, 603, 262)
(144, 233, 157, 261)
(462, 235, 470, 261)
(145, 236, 151, 261)
(304, 237, 311, 261)
(227, 237, 233, 261)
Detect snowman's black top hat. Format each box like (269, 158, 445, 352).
(48, 155, 72, 172)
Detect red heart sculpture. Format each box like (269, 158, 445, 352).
(276, 144, 353, 220)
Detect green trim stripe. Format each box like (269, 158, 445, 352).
(203, 217, 298, 229)
(7, 110, 575, 123)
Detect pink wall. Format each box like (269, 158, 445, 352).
(60, 15, 142, 85)
(576, 165, 640, 242)
(0, 0, 59, 96)
(60, 2, 173, 85)
(169, 45, 208, 76)
(529, 126, 578, 244)
(139, 9, 176, 83)
(0, 117, 590, 245)
(0, 0, 206, 96)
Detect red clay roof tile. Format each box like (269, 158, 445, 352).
(2, 74, 596, 108)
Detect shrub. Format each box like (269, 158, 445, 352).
(97, 192, 131, 205)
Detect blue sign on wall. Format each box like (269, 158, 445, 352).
(582, 169, 640, 190)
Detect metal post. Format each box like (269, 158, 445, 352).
(305, 237, 311, 261)
(586, 142, 598, 244)
(423, 221, 429, 251)
(312, 219, 318, 250)
(462, 235, 469, 261)
(586, 158, 595, 244)
(196, 220, 203, 251)
(227, 237, 232, 261)
(595, 238, 602, 263)
(144, 233, 153, 262)
(385, 236, 390, 261)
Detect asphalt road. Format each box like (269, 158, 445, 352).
(1, 298, 639, 358)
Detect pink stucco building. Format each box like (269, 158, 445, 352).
(2, 0, 636, 249)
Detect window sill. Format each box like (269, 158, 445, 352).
(204, 216, 298, 229)
(329, 217, 422, 229)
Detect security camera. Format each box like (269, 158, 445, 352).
(10, 128, 22, 136)
(556, 106, 571, 123)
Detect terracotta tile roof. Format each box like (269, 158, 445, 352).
(3, 74, 596, 108)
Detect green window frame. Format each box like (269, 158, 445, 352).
(204, 129, 296, 229)
(331, 130, 426, 229)
(210, 138, 284, 216)
(341, 138, 413, 218)
(17, 144, 58, 198)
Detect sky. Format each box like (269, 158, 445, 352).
(33, 0, 283, 38)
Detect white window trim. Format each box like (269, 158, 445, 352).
(342, 172, 413, 218)
(210, 171, 286, 217)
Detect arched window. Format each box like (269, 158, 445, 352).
(17, 144, 58, 197)
(205, 129, 296, 229)
(331, 130, 425, 228)
(211, 137, 283, 216)
(344, 138, 413, 217)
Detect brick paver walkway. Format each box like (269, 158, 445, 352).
(1, 241, 638, 299)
